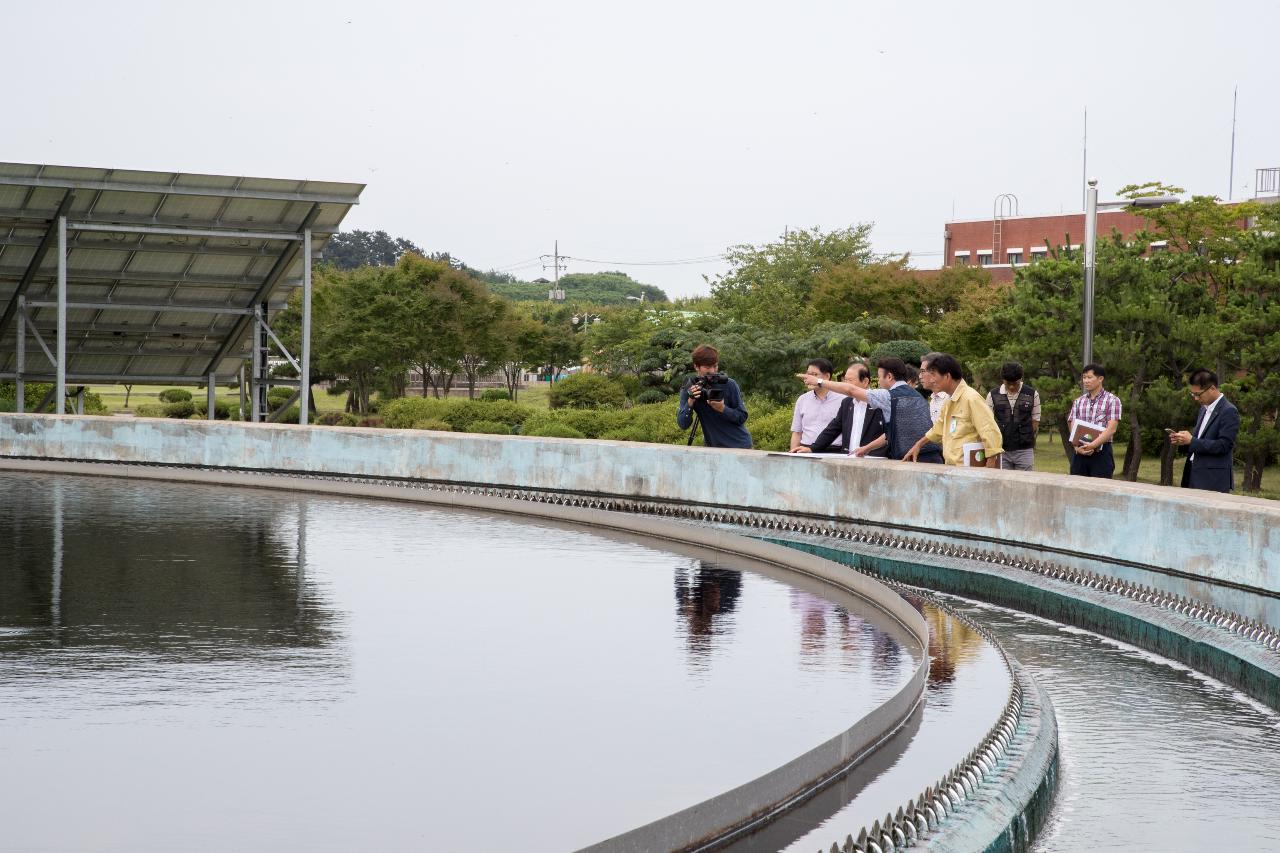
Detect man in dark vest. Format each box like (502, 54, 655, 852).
(985, 362, 1041, 470)
(795, 356, 942, 463)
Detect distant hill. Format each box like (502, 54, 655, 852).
(485, 271, 669, 304)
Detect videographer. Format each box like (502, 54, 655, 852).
(676, 344, 752, 449)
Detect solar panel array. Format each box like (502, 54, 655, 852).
(0, 162, 363, 385)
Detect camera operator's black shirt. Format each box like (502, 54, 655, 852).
(677, 379, 752, 448)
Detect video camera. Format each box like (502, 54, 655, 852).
(685, 371, 729, 403)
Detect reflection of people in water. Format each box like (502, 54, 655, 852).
(792, 589, 829, 664)
(902, 594, 985, 686)
(674, 563, 742, 661)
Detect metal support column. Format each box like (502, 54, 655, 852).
(298, 228, 312, 426)
(74, 387, 84, 415)
(250, 311, 262, 422)
(238, 363, 247, 422)
(15, 295, 25, 412)
(207, 371, 217, 421)
(55, 215, 67, 414)
(1082, 179, 1098, 369)
(252, 302, 271, 421)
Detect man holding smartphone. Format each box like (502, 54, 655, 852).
(1168, 369, 1238, 493)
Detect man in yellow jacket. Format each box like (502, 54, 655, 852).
(905, 353, 1004, 468)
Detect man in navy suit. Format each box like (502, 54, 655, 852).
(1169, 369, 1239, 493)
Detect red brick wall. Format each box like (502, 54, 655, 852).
(943, 210, 1152, 277)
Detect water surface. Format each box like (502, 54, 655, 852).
(0, 473, 918, 852)
(939, 595, 1280, 853)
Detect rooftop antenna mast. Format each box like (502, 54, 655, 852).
(1229, 86, 1238, 201)
(1082, 107, 1088, 210)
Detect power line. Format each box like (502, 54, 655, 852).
(489, 255, 544, 271)
(563, 253, 727, 267)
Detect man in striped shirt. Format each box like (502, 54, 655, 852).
(1068, 363, 1122, 478)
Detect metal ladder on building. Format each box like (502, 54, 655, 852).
(993, 193, 1019, 265)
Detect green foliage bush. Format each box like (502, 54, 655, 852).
(380, 397, 535, 432)
(158, 388, 192, 403)
(634, 388, 668, 405)
(748, 406, 795, 451)
(412, 418, 453, 432)
(522, 422, 586, 439)
(316, 411, 345, 426)
(868, 339, 931, 367)
(133, 403, 163, 417)
(479, 389, 511, 402)
(0, 381, 54, 412)
(464, 420, 512, 435)
(356, 416, 383, 428)
(163, 401, 196, 418)
(340, 412, 361, 427)
(548, 373, 627, 409)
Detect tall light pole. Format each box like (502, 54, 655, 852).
(1081, 180, 1180, 367)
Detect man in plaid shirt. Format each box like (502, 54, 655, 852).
(1068, 363, 1122, 478)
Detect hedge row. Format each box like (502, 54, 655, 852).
(378, 395, 792, 450)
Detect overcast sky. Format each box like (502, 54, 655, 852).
(8, 1, 1277, 297)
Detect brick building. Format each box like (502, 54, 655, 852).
(941, 209, 1155, 283)
(942, 169, 1280, 283)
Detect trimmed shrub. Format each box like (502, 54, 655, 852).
(479, 389, 511, 402)
(193, 400, 231, 420)
(548, 373, 627, 409)
(520, 401, 688, 444)
(267, 387, 296, 407)
(380, 397, 534, 432)
(158, 388, 192, 403)
(339, 412, 361, 427)
(316, 411, 345, 426)
(523, 422, 586, 439)
(412, 418, 453, 432)
(634, 388, 668, 405)
(133, 403, 163, 418)
(163, 400, 196, 419)
(356, 416, 383, 428)
(464, 420, 512, 435)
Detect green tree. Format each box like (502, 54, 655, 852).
(321, 230, 425, 270)
(710, 224, 876, 330)
(1211, 204, 1280, 491)
(487, 271, 668, 304)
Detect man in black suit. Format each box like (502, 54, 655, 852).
(794, 362, 888, 457)
(1168, 369, 1239, 494)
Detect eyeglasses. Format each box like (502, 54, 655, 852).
(1189, 388, 1208, 398)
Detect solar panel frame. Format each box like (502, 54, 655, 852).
(0, 162, 363, 387)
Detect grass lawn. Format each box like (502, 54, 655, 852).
(89, 383, 348, 414)
(89, 381, 554, 415)
(1028, 432, 1279, 501)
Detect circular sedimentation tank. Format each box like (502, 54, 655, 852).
(4, 417, 1280, 851)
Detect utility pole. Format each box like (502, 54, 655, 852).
(542, 240, 568, 301)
